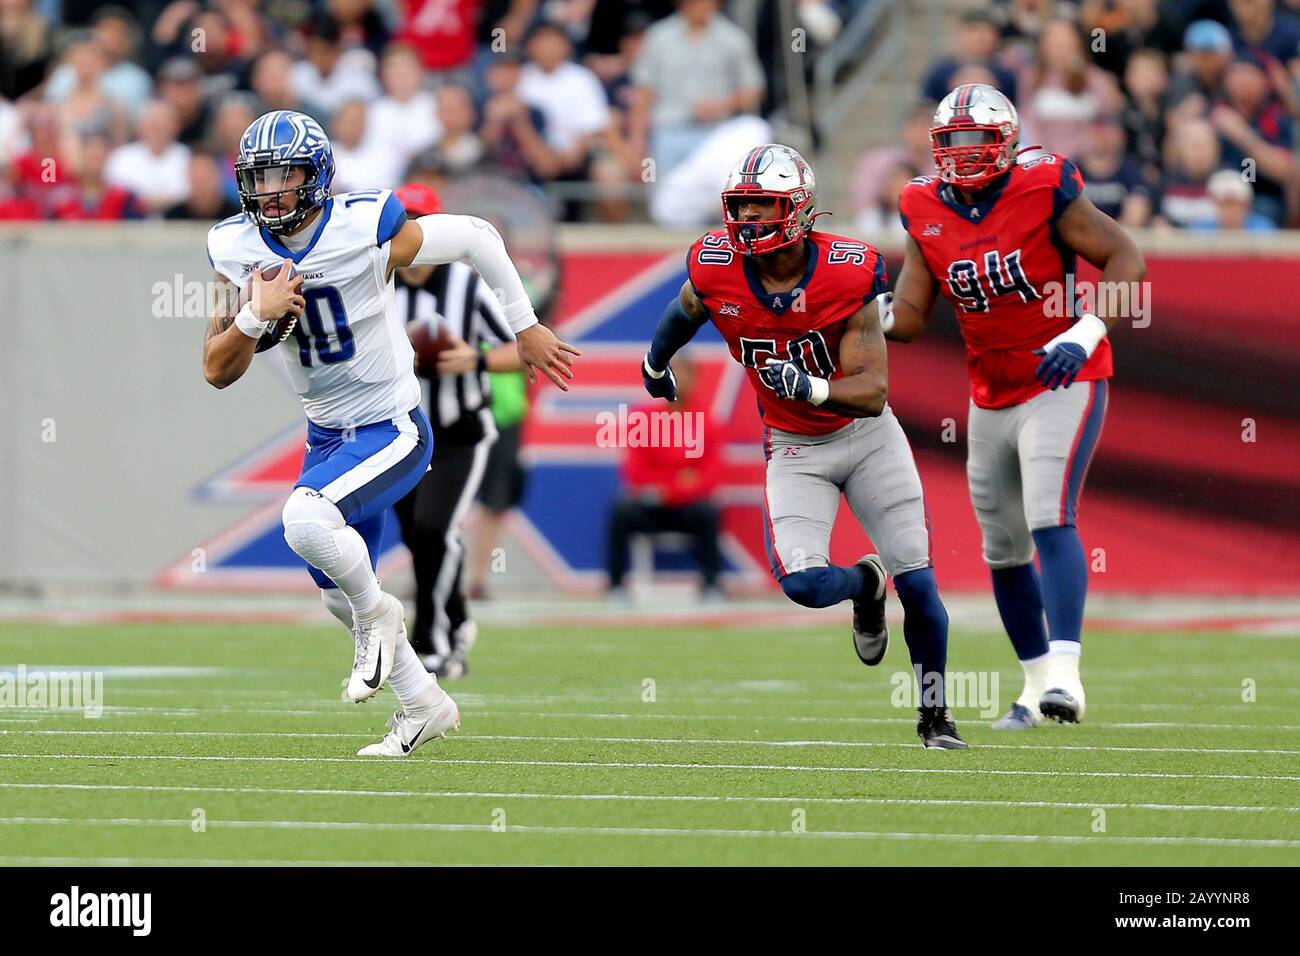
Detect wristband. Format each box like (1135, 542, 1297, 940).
(234, 301, 271, 340)
(1070, 312, 1108, 357)
(807, 376, 830, 406)
(643, 355, 667, 379)
(477, 351, 488, 374)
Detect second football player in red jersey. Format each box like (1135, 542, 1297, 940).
(888, 84, 1146, 728)
(641, 144, 965, 749)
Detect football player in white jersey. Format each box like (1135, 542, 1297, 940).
(202, 110, 579, 756)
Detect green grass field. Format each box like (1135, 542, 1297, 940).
(0, 615, 1297, 866)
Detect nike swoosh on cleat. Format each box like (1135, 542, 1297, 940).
(401, 718, 432, 753)
(364, 648, 383, 689)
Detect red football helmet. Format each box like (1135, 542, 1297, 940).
(721, 144, 819, 256)
(930, 83, 1021, 189)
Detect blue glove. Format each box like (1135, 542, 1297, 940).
(762, 359, 813, 401)
(1032, 342, 1088, 390)
(642, 354, 677, 401)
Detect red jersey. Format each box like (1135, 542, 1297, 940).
(899, 152, 1113, 409)
(687, 230, 888, 436)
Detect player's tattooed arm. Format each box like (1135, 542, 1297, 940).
(822, 299, 888, 418)
(203, 267, 306, 389)
(202, 271, 259, 389)
(1056, 193, 1146, 330)
(886, 235, 938, 343)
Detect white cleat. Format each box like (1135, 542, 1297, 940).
(1040, 651, 1086, 723)
(344, 593, 403, 703)
(1040, 684, 1086, 723)
(357, 692, 460, 757)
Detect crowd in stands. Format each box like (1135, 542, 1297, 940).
(0, 0, 851, 224)
(854, 0, 1300, 233)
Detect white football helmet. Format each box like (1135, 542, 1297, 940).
(721, 144, 820, 256)
(930, 83, 1021, 188)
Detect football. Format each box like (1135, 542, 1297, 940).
(408, 318, 453, 375)
(239, 262, 299, 353)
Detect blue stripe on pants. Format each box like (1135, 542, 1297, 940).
(295, 406, 434, 526)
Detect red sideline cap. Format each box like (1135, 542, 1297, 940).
(395, 182, 442, 217)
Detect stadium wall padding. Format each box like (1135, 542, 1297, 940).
(0, 225, 1296, 594)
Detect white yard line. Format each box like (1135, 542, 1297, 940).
(0, 728, 1296, 757)
(1, 752, 1298, 781)
(1, 816, 1297, 850)
(1, 781, 1294, 815)
(2, 710, 1295, 733)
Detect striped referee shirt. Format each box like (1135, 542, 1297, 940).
(394, 261, 515, 442)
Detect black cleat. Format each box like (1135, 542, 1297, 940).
(851, 554, 889, 666)
(917, 706, 968, 749)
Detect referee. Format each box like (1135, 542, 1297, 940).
(392, 182, 522, 678)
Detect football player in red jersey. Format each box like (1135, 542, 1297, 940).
(888, 84, 1146, 728)
(641, 144, 965, 749)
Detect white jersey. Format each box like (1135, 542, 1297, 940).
(207, 188, 420, 429)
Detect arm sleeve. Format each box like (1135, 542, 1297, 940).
(412, 214, 538, 334)
(647, 296, 709, 371)
(474, 275, 514, 344)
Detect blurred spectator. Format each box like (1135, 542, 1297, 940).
(164, 149, 240, 220)
(480, 50, 561, 181)
(0, 0, 56, 100)
(1079, 0, 1185, 77)
(1228, 0, 1300, 68)
(156, 56, 209, 148)
(0, 95, 24, 164)
(330, 98, 403, 190)
(1075, 114, 1152, 226)
(292, 13, 380, 122)
(518, 22, 611, 176)
(1208, 53, 1296, 224)
(1017, 18, 1122, 157)
(921, 10, 1018, 103)
(854, 159, 918, 236)
(328, 0, 392, 61)
(51, 130, 142, 220)
(12, 101, 79, 213)
(1190, 166, 1279, 229)
(46, 34, 129, 142)
(648, 113, 769, 226)
(630, 0, 765, 179)
(395, 0, 481, 75)
(104, 99, 191, 214)
(162, 7, 244, 100)
(1154, 117, 1221, 227)
(851, 101, 935, 234)
(994, 0, 1082, 66)
(435, 83, 484, 172)
(1168, 19, 1235, 118)
(367, 43, 439, 171)
(604, 354, 723, 602)
(251, 48, 307, 116)
(207, 91, 258, 203)
(43, 7, 152, 120)
(1119, 47, 1169, 181)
